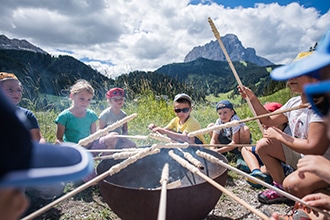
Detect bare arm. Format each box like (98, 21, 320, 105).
(98, 119, 106, 130)
(122, 122, 128, 135)
(151, 126, 195, 144)
(264, 122, 329, 155)
(55, 123, 65, 144)
(238, 86, 288, 126)
(90, 121, 97, 134)
(210, 132, 220, 145)
(30, 128, 46, 143)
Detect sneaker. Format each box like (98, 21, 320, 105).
(236, 158, 251, 173)
(282, 162, 295, 176)
(258, 188, 294, 205)
(246, 170, 273, 189)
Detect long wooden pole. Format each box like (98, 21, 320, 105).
(168, 150, 268, 219)
(157, 163, 169, 220)
(78, 113, 138, 147)
(196, 150, 330, 218)
(188, 103, 309, 137)
(22, 146, 160, 220)
(208, 17, 264, 133)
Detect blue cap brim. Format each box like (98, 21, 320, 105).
(270, 52, 330, 81)
(0, 143, 94, 187)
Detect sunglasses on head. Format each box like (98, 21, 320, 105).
(174, 108, 190, 113)
(113, 91, 123, 95)
(305, 80, 330, 117)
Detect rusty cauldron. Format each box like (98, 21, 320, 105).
(97, 146, 227, 220)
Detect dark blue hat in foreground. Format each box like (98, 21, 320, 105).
(0, 89, 94, 188)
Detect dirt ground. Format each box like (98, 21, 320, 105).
(23, 171, 294, 220)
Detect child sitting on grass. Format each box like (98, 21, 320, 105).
(208, 100, 251, 159)
(242, 102, 294, 189)
(149, 93, 205, 144)
(98, 87, 136, 149)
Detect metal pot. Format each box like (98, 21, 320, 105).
(97, 146, 227, 220)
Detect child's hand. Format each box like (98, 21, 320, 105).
(263, 126, 282, 140)
(297, 155, 330, 181)
(237, 86, 256, 100)
(148, 123, 156, 130)
(301, 193, 330, 212)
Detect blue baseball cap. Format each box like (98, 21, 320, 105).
(216, 100, 234, 111)
(271, 28, 330, 81)
(0, 89, 94, 188)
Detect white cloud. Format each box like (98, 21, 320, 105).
(1, 0, 329, 78)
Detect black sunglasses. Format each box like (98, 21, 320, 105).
(305, 80, 330, 117)
(174, 108, 190, 113)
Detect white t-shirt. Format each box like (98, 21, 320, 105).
(282, 96, 330, 159)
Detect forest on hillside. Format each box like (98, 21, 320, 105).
(0, 49, 286, 107)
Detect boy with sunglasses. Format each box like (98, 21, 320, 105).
(149, 93, 205, 144)
(269, 28, 330, 219)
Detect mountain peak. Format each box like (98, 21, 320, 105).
(184, 34, 273, 66)
(0, 35, 47, 54)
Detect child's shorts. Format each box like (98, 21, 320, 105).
(282, 143, 302, 170)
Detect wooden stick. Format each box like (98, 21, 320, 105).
(156, 179, 182, 190)
(154, 142, 190, 149)
(78, 113, 138, 146)
(177, 148, 204, 170)
(196, 150, 330, 218)
(188, 143, 255, 148)
(188, 104, 309, 137)
(94, 151, 139, 160)
(87, 148, 140, 153)
(149, 132, 173, 143)
(114, 134, 149, 140)
(168, 150, 269, 219)
(22, 146, 160, 220)
(208, 17, 264, 133)
(157, 163, 169, 220)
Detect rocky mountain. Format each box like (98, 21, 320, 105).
(184, 34, 273, 66)
(0, 34, 47, 54)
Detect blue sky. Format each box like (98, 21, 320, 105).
(190, 0, 330, 14)
(1, 0, 330, 78)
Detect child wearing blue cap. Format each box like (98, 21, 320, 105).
(209, 100, 251, 156)
(269, 28, 330, 220)
(238, 31, 330, 211)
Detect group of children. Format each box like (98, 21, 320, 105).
(0, 74, 136, 206)
(1, 28, 330, 219)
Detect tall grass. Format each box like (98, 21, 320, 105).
(34, 87, 293, 145)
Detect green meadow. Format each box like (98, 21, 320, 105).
(34, 87, 293, 146)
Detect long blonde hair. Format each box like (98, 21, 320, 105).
(70, 79, 94, 96)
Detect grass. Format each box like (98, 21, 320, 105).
(29, 87, 294, 219)
(35, 87, 293, 145)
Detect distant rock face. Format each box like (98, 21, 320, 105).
(0, 35, 47, 54)
(184, 34, 273, 66)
